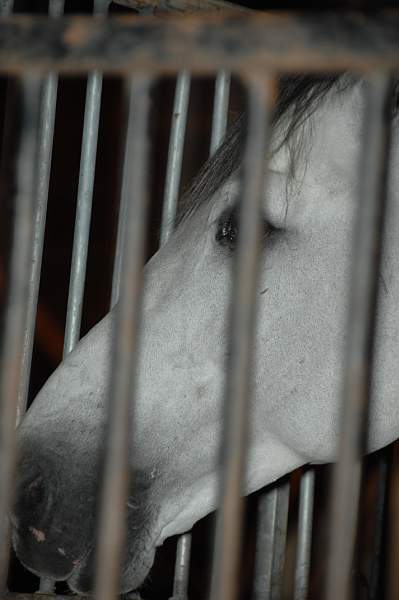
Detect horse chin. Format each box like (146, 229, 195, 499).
(11, 527, 82, 582)
(15, 552, 75, 583)
(66, 543, 156, 595)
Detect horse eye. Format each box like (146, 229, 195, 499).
(215, 205, 276, 251)
(215, 206, 239, 251)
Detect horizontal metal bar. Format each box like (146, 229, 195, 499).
(0, 13, 398, 74)
(114, 0, 249, 12)
(95, 75, 153, 600)
(209, 74, 275, 600)
(325, 73, 392, 600)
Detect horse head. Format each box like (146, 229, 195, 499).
(11, 76, 399, 593)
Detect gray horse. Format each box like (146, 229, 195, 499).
(11, 74, 399, 593)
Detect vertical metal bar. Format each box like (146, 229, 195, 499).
(159, 71, 191, 246)
(63, 0, 109, 356)
(0, 0, 13, 15)
(95, 74, 152, 600)
(110, 175, 127, 307)
(388, 442, 399, 600)
(170, 533, 192, 600)
(110, 131, 130, 307)
(17, 0, 65, 428)
(325, 73, 392, 600)
(162, 70, 192, 597)
(253, 480, 290, 600)
(169, 71, 232, 600)
(368, 452, 389, 599)
(0, 76, 41, 593)
(209, 73, 275, 600)
(254, 484, 290, 600)
(210, 70, 231, 156)
(294, 469, 315, 600)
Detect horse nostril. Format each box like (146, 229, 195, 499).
(26, 474, 45, 504)
(16, 471, 47, 514)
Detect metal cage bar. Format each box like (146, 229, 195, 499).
(209, 73, 275, 600)
(369, 452, 389, 599)
(294, 468, 315, 600)
(17, 0, 64, 429)
(253, 480, 290, 600)
(168, 69, 232, 600)
(0, 14, 399, 74)
(63, 0, 109, 356)
(38, 4, 108, 591)
(0, 76, 42, 592)
(210, 70, 231, 156)
(325, 72, 392, 600)
(171, 533, 192, 600)
(1, 9, 399, 600)
(0, 1, 12, 16)
(160, 70, 191, 246)
(388, 443, 399, 600)
(94, 74, 153, 600)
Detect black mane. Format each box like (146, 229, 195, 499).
(176, 74, 342, 226)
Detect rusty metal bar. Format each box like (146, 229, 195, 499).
(114, 0, 248, 12)
(0, 14, 399, 75)
(325, 73, 392, 600)
(2, 595, 91, 600)
(167, 66, 232, 598)
(63, 0, 109, 355)
(94, 74, 153, 600)
(253, 480, 290, 600)
(160, 70, 191, 245)
(294, 469, 315, 600)
(0, 76, 42, 592)
(209, 73, 275, 600)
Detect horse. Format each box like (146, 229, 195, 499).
(10, 73, 399, 594)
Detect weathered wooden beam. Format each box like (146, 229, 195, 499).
(113, 0, 249, 13)
(2, 590, 147, 599)
(0, 12, 398, 74)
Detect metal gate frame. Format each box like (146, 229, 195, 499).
(0, 5, 399, 600)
